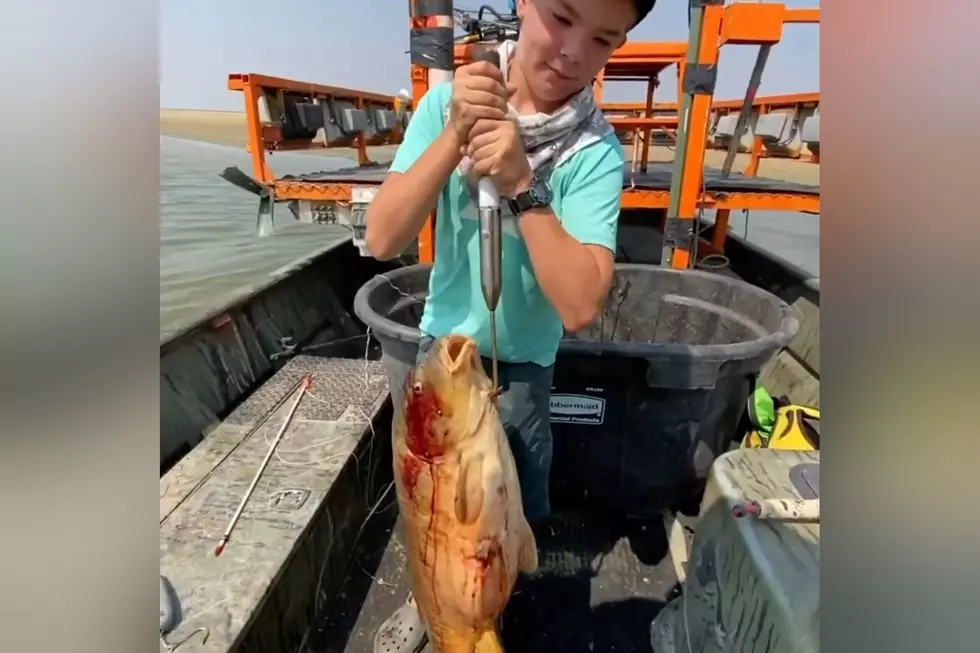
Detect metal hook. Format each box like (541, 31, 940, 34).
(162, 627, 209, 652)
(608, 278, 631, 338)
(270, 335, 297, 361)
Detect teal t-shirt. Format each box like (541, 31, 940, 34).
(388, 82, 625, 367)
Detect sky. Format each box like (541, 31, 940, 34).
(160, 0, 819, 111)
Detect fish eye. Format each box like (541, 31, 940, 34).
(412, 382, 423, 395)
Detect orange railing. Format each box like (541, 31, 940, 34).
(659, 1, 819, 268)
(227, 73, 412, 182)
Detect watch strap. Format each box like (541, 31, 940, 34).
(506, 176, 551, 214)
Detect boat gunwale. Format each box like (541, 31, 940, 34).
(160, 236, 354, 349)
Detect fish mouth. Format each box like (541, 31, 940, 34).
(442, 334, 478, 373)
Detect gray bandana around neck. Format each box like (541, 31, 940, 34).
(449, 40, 615, 202)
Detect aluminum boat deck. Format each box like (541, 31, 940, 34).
(306, 499, 681, 653)
(159, 355, 393, 652)
(159, 349, 683, 653)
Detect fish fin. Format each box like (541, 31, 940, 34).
(473, 626, 504, 653)
(454, 452, 485, 525)
(518, 521, 539, 573)
(435, 626, 500, 653)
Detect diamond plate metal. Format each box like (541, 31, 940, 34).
(225, 355, 388, 427)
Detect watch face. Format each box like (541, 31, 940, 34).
(508, 177, 551, 214)
(531, 178, 552, 203)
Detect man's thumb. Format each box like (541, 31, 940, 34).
(506, 82, 518, 97)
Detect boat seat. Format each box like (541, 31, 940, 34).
(258, 95, 272, 122)
(280, 101, 323, 139)
(370, 107, 398, 135)
(708, 111, 719, 134)
(801, 114, 820, 155)
(321, 100, 367, 145)
(295, 102, 325, 132)
(713, 113, 755, 151)
(714, 113, 738, 139)
(755, 112, 796, 145)
(755, 111, 803, 157)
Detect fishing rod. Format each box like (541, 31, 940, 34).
(214, 375, 311, 556)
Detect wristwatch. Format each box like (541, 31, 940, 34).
(506, 173, 552, 215)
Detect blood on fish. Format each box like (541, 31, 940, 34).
(467, 538, 502, 577)
(404, 380, 446, 460)
(400, 454, 423, 500)
(474, 546, 498, 571)
(394, 336, 533, 652)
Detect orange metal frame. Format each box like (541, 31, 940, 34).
(409, 5, 440, 262)
(664, 2, 819, 268)
(226, 3, 819, 269)
(603, 92, 819, 114)
(602, 91, 818, 154)
(226, 73, 411, 181)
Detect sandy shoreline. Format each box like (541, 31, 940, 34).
(639, 141, 819, 185)
(160, 109, 399, 163)
(160, 108, 818, 185)
(161, 109, 248, 148)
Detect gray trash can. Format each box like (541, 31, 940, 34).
(353, 263, 800, 514)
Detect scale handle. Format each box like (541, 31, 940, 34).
(472, 48, 501, 210)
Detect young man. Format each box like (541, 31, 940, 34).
(365, 1, 655, 651)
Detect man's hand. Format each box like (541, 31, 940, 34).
(448, 62, 509, 147)
(465, 118, 533, 198)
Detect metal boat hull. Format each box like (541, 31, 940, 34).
(158, 214, 819, 652)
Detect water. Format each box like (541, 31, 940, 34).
(160, 136, 354, 337)
(160, 136, 819, 338)
(702, 208, 820, 277)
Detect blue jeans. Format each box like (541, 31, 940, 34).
(416, 335, 554, 524)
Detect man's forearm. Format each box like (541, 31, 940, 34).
(365, 126, 463, 260)
(518, 208, 609, 331)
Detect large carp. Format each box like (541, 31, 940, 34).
(393, 334, 538, 653)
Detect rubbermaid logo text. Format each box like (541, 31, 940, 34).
(549, 394, 606, 425)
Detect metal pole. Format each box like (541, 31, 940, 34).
(429, 2, 455, 88)
(473, 48, 502, 391)
(662, 3, 707, 267)
(408, 0, 454, 263)
(720, 43, 771, 177)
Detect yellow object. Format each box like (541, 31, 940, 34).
(743, 404, 820, 451)
(394, 88, 412, 121)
